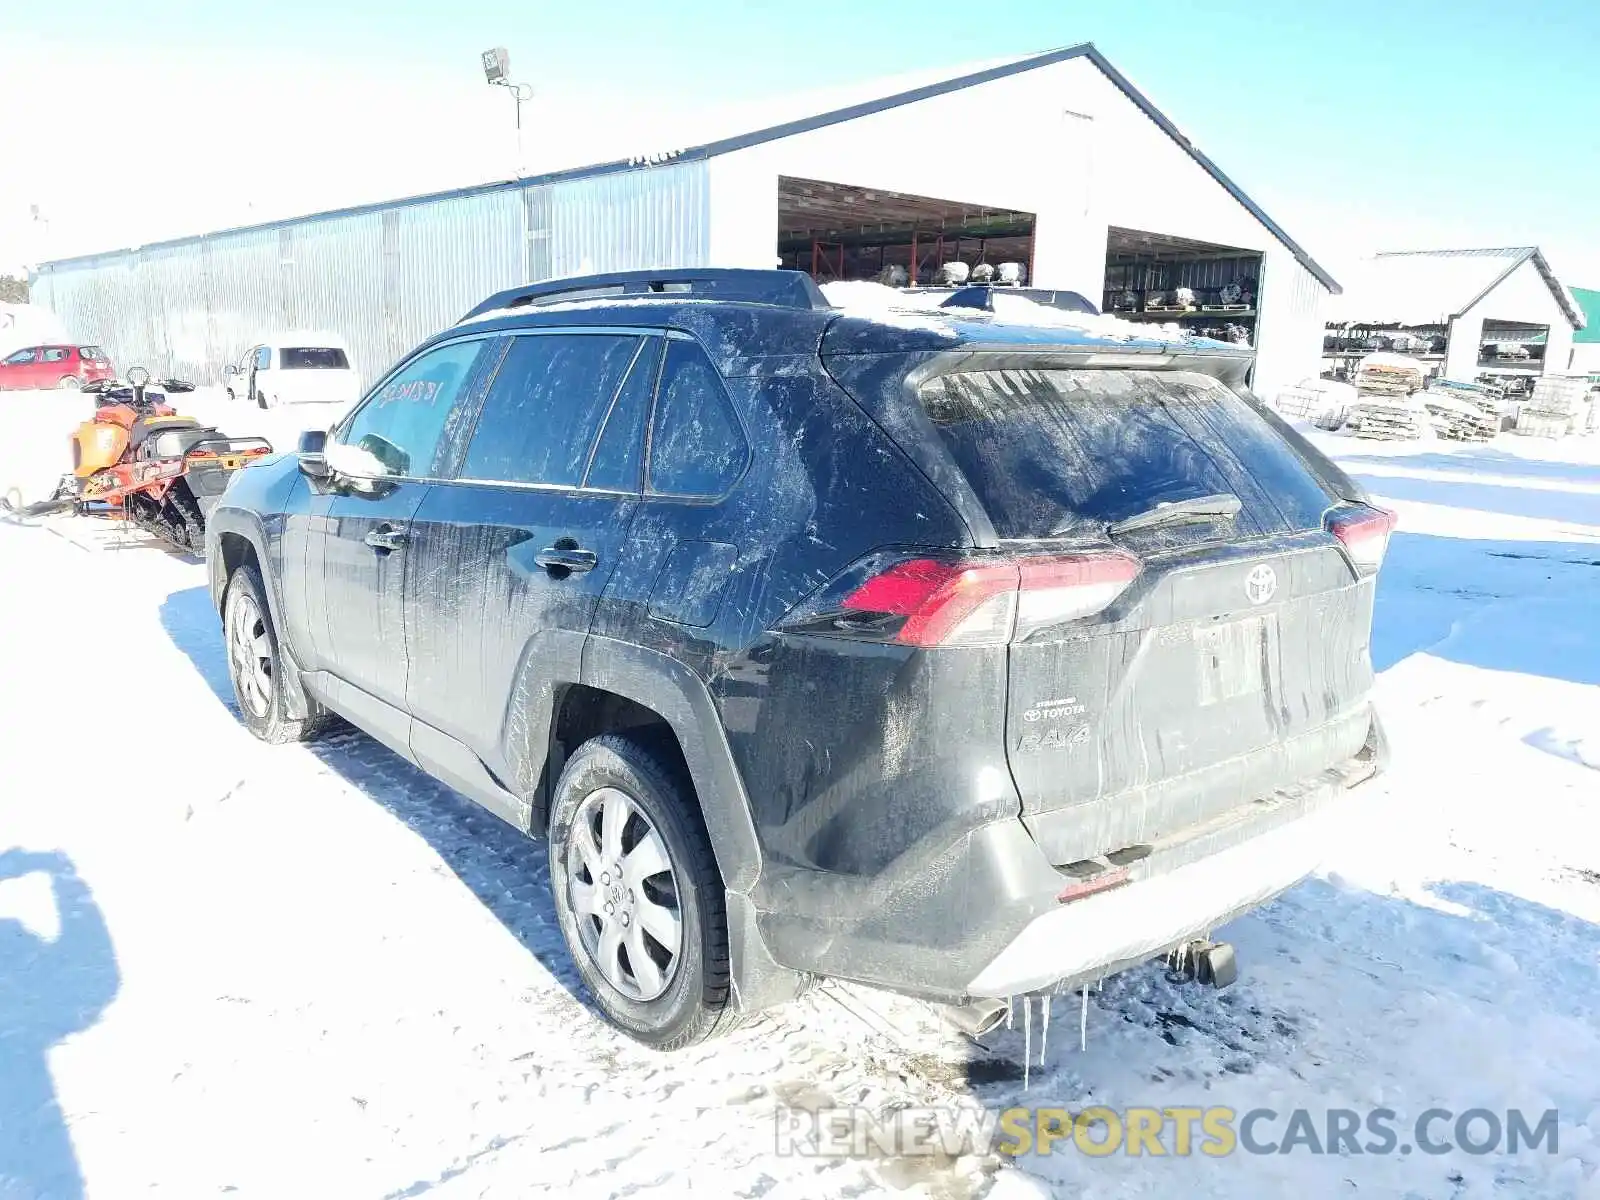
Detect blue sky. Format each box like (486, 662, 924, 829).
(3, 0, 1597, 284)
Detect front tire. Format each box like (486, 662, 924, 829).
(548, 734, 738, 1049)
(223, 565, 327, 744)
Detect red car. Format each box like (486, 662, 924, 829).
(0, 344, 115, 390)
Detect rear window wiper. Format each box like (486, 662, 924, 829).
(1107, 493, 1241, 536)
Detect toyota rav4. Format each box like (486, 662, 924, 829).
(207, 269, 1390, 1049)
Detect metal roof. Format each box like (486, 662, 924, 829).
(1326, 247, 1584, 329)
(1572, 287, 1600, 343)
(35, 43, 1338, 293)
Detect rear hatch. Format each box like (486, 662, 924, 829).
(840, 355, 1383, 865)
(278, 347, 360, 407)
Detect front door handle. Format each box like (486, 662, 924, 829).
(534, 543, 598, 575)
(364, 525, 408, 553)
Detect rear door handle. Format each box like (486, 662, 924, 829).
(364, 525, 408, 553)
(534, 544, 598, 575)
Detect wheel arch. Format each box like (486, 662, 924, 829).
(548, 635, 808, 1014)
(207, 509, 314, 721)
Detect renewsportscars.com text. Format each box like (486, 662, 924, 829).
(775, 1105, 1561, 1159)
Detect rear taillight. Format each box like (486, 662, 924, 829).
(1327, 504, 1397, 576)
(782, 549, 1140, 647)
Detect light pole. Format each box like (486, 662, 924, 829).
(481, 47, 534, 178)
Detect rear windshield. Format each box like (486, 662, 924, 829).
(79, 346, 108, 362)
(280, 347, 350, 370)
(917, 368, 1336, 541)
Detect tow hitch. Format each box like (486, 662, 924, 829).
(1174, 939, 1238, 988)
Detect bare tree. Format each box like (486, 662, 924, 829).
(0, 275, 28, 304)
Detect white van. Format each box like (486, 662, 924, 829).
(224, 334, 361, 412)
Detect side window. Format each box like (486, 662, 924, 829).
(583, 338, 661, 493)
(647, 339, 748, 498)
(459, 333, 642, 487)
(3, 348, 38, 365)
(42, 347, 70, 363)
(334, 339, 490, 478)
(254, 346, 271, 371)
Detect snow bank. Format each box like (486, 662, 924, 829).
(0, 388, 90, 510)
(0, 302, 70, 359)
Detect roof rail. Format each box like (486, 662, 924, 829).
(460, 268, 828, 322)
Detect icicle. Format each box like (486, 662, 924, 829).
(1022, 996, 1033, 1090)
(1005, 995, 1014, 1030)
(1079, 987, 1089, 1052)
(1040, 993, 1051, 1065)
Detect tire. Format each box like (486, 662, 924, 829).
(226, 388, 235, 402)
(256, 391, 268, 410)
(222, 565, 328, 744)
(547, 733, 738, 1049)
(57, 376, 82, 390)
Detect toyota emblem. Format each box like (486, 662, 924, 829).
(1245, 564, 1278, 605)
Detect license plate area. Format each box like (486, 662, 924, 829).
(1195, 616, 1265, 705)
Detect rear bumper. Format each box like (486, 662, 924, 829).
(967, 777, 1341, 996)
(754, 709, 1386, 1002)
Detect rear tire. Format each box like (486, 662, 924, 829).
(547, 734, 740, 1049)
(222, 565, 328, 744)
(57, 376, 81, 390)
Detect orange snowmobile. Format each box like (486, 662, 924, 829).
(21, 367, 273, 550)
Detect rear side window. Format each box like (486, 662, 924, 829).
(41, 347, 71, 363)
(647, 339, 747, 498)
(918, 368, 1335, 540)
(280, 347, 350, 370)
(583, 338, 661, 493)
(460, 333, 643, 487)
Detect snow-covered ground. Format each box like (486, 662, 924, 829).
(2, 426, 1599, 1199)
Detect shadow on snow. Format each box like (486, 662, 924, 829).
(1372, 530, 1600, 685)
(0, 849, 119, 1200)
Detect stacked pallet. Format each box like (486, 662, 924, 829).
(1352, 352, 1426, 396)
(1346, 353, 1429, 440)
(1347, 396, 1428, 440)
(1421, 381, 1500, 441)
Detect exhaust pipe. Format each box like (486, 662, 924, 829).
(939, 998, 1010, 1039)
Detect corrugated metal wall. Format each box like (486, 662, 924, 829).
(1251, 246, 1327, 401)
(31, 161, 710, 387)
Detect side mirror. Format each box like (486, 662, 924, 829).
(297, 429, 332, 481)
(298, 453, 334, 482)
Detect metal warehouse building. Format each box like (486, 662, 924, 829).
(31, 43, 1338, 398)
(1323, 247, 1586, 388)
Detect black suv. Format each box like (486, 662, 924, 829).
(207, 269, 1390, 1049)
